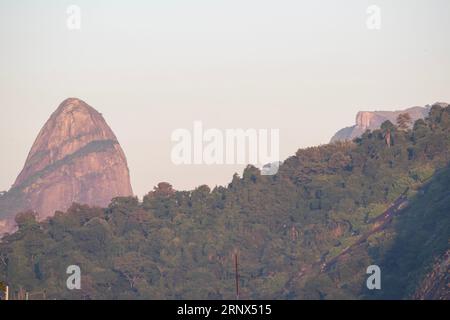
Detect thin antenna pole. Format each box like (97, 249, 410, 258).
(234, 252, 239, 300)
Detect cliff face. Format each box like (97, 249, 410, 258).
(1, 98, 133, 224)
(329, 104, 442, 143)
(355, 111, 377, 130)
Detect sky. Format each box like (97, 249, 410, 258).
(0, 0, 450, 196)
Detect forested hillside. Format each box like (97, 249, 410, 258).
(1, 104, 449, 300)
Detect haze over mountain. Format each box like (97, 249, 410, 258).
(329, 104, 450, 143)
(0, 98, 133, 233)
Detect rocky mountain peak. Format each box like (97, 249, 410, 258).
(330, 104, 435, 143)
(14, 98, 118, 188)
(2, 98, 133, 223)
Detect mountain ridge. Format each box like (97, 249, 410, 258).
(330, 103, 449, 143)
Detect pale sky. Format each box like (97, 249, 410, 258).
(1, 0, 450, 196)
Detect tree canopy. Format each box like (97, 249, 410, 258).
(1, 104, 449, 299)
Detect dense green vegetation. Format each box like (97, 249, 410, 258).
(0, 104, 449, 299)
(367, 165, 450, 299)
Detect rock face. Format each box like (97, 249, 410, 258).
(329, 104, 446, 143)
(2, 98, 133, 223)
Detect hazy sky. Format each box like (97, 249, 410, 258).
(1, 0, 450, 196)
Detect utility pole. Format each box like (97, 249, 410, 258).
(234, 251, 239, 300)
(5, 285, 9, 301)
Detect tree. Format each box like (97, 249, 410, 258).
(153, 182, 175, 197)
(15, 210, 38, 230)
(381, 120, 395, 147)
(397, 113, 412, 131)
(113, 253, 145, 289)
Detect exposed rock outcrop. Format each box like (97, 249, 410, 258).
(0, 98, 133, 232)
(329, 104, 448, 143)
